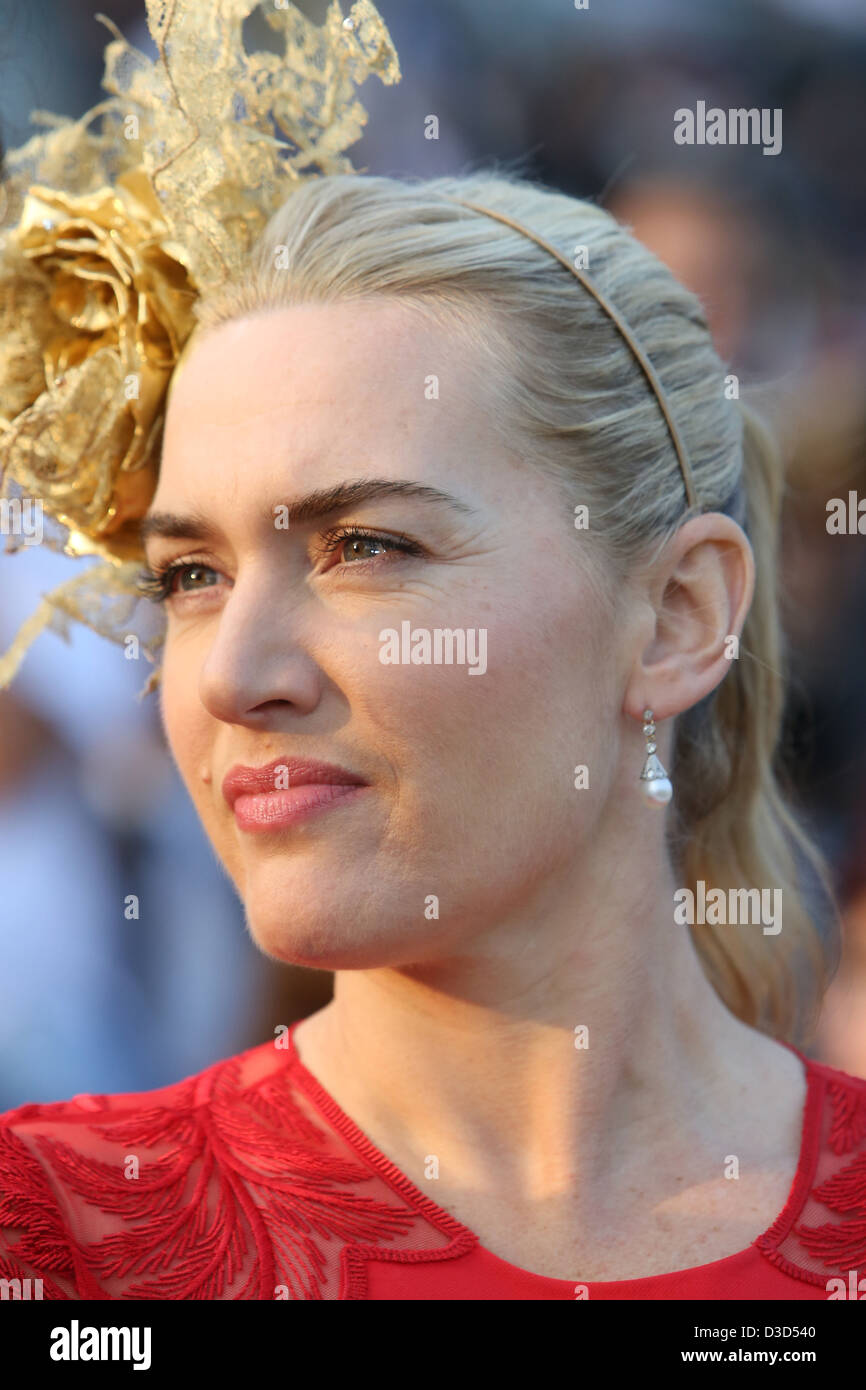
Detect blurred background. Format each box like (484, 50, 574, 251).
(0, 0, 864, 1106)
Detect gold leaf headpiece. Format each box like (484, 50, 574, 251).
(0, 0, 400, 693)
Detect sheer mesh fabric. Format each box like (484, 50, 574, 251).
(757, 1062, 866, 1290)
(0, 1036, 459, 1300)
(2, 1029, 865, 1300)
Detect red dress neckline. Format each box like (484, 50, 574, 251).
(283, 1021, 821, 1291)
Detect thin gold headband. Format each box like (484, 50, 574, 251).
(446, 197, 699, 511)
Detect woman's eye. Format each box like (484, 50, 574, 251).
(171, 564, 221, 592)
(319, 527, 423, 568)
(338, 535, 397, 563)
(136, 561, 224, 605)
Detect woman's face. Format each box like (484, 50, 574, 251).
(149, 299, 623, 968)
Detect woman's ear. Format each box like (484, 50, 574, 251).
(624, 513, 755, 723)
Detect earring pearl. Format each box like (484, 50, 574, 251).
(639, 708, 672, 806)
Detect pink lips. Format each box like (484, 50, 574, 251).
(221, 757, 369, 834)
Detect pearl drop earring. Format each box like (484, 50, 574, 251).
(639, 708, 672, 806)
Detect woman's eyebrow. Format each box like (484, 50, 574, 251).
(139, 478, 478, 545)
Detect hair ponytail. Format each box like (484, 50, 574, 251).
(671, 401, 839, 1043)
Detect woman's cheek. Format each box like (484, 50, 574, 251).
(159, 659, 209, 794)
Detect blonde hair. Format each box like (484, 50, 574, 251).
(193, 169, 839, 1046)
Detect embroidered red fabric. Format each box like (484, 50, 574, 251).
(1, 1023, 864, 1300)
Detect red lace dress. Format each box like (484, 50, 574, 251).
(1, 1023, 865, 1300)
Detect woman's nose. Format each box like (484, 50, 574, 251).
(196, 577, 323, 726)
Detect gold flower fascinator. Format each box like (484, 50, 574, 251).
(0, 0, 400, 695)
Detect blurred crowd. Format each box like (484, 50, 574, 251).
(1, 0, 864, 1105)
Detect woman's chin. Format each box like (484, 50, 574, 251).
(244, 904, 433, 972)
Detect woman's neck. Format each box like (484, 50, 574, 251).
(290, 851, 803, 1216)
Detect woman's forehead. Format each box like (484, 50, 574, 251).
(173, 300, 461, 391)
(161, 300, 496, 469)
